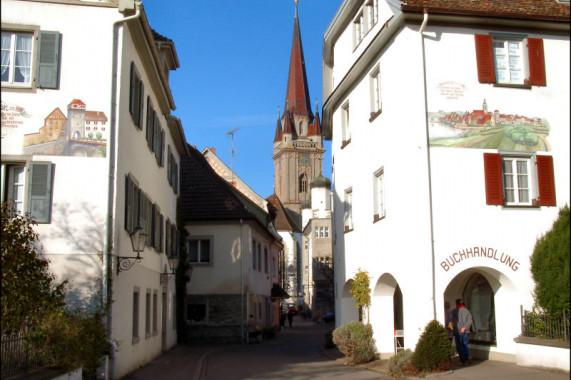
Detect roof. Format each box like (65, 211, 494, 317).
(284, 4, 314, 120)
(266, 194, 302, 233)
(180, 145, 270, 229)
(400, 0, 570, 20)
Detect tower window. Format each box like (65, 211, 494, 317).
(299, 173, 308, 193)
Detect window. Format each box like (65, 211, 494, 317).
(132, 289, 140, 344)
(129, 62, 144, 129)
(1, 31, 33, 85)
(264, 247, 268, 274)
(1, 30, 60, 88)
(299, 173, 308, 193)
(145, 291, 151, 338)
(152, 291, 158, 335)
(353, 12, 365, 47)
(475, 34, 545, 86)
(370, 66, 382, 118)
(374, 168, 385, 221)
(462, 273, 496, 344)
(483, 153, 555, 206)
(252, 239, 257, 270)
(188, 237, 211, 264)
(272, 257, 276, 276)
(341, 102, 350, 147)
(187, 297, 207, 324)
(366, 0, 379, 30)
(1, 162, 54, 223)
(165, 219, 180, 261)
(324, 227, 329, 238)
(344, 188, 353, 232)
(167, 145, 179, 194)
(257, 243, 262, 272)
(145, 98, 165, 166)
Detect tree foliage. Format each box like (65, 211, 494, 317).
(350, 269, 371, 323)
(1, 203, 67, 330)
(530, 205, 570, 319)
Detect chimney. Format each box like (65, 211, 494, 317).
(210, 147, 216, 155)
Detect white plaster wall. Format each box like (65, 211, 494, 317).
(516, 343, 570, 373)
(332, 24, 434, 353)
(330, 7, 570, 360)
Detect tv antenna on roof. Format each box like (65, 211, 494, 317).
(227, 127, 241, 186)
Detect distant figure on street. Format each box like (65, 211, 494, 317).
(451, 298, 473, 366)
(287, 309, 294, 328)
(444, 301, 454, 358)
(280, 307, 286, 329)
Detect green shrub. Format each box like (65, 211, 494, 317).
(388, 349, 416, 377)
(412, 320, 451, 371)
(32, 309, 109, 378)
(332, 321, 377, 364)
(324, 329, 335, 349)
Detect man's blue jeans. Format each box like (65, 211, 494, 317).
(454, 332, 471, 363)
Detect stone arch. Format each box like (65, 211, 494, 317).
(338, 279, 358, 326)
(444, 267, 519, 360)
(371, 273, 404, 357)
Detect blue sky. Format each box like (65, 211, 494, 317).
(143, 0, 342, 198)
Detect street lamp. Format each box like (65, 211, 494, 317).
(160, 254, 179, 286)
(117, 224, 147, 275)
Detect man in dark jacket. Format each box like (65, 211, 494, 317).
(451, 298, 473, 366)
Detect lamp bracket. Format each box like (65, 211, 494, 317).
(117, 255, 143, 275)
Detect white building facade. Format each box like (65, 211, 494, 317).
(322, 0, 569, 363)
(1, 0, 187, 377)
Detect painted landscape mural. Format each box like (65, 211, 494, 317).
(1, 99, 108, 157)
(428, 98, 550, 152)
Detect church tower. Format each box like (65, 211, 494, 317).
(273, 1, 324, 219)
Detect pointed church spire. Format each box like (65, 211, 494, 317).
(274, 107, 283, 142)
(284, 0, 313, 121)
(308, 100, 321, 136)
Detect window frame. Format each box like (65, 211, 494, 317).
(187, 236, 213, 265)
(369, 65, 382, 120)
(475, 34, 546, 87)
(373, 167, 386, 222)
(341, 101, 351, 148)
(483, 152, 555, 207)
(1, 161, 54, 223)
(132, 288, 140, 344)
(344, 187, 353, 232)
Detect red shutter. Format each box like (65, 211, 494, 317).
(483, 153, 504, 205)
(537, 155, 556, 206)
(527, 38, 546, 87)
(475, 35, 496, 83)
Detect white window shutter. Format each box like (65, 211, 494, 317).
(28, 162, 53, 223)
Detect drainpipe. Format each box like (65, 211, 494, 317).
(419, 9, 437, 321)
(104, 3, 141, 379)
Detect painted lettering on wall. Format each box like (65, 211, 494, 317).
(437, 81, 465, 100)
(440, 247, 519, 272)
(1, 102, 31, 127)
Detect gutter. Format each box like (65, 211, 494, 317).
(104, 3, 142, 379)
(418, 9, 437, 322)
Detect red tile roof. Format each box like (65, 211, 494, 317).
(400, 0, 570, 20)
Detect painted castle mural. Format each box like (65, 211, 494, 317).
(1, 99, 108, 157)
(428, 99, 550, 152)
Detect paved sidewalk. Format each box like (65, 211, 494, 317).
(123, 318, 569, 380)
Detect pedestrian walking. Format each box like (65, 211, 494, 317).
(451, 298, 473, 366)
(280, 307, 286, 329)
(287, 308, 293, 328)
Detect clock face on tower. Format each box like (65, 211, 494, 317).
(299, 153, 310, 166)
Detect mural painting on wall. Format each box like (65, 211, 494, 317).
(428, 82, 550, 152)
(1, 99, 108, 157)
